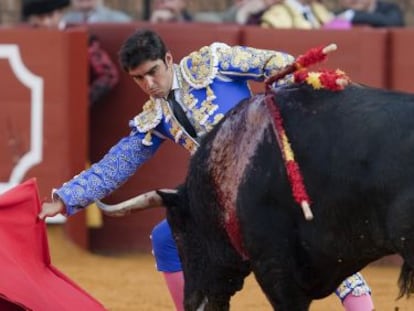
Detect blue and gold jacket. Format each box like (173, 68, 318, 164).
(56, 42, 294, 215)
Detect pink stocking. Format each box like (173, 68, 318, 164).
(343, 293, 374, 311)
(163, 271, 185, 311)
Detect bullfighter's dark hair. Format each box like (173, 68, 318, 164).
(118, 28, 168, 72)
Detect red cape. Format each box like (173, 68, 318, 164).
(0, 179, 106, 310)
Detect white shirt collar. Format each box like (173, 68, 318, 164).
(166, 66, 184, 106)
(171, 66, 180, 91)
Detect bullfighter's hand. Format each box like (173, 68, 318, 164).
(38, 199, 66, 220)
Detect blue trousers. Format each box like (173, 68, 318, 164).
(151, 219, 182, 272)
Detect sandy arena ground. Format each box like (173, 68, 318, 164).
(47, 225, 414, 311)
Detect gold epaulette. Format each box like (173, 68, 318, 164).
(180, 43, 228, 89)
(131, 99, 162, 143)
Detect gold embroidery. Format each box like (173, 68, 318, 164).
(142, 131, 153, 146)
(219, 46, 268, 73)
(192, 109, 205, 124)
(180, 45, 219, 89)
(266, 53, 294, 77)
(216, 45, 294, 79)
(233, 49, 254, 72)
(182, 92, 197, 109)
(206, 85, 216, 100)
(161, 101, 181, 142)
(183, 137, 198, 155)
(133, 99, 162, 133)
(202, 100, 218, 114)
(216, 45, 232, 70)
(162, 97, 199, 148)
(170, 123, 183, 143)
(160, 95, 199, 153)
(213, 113, 224, 125)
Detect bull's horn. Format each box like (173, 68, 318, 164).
(95, 189, 177, 217)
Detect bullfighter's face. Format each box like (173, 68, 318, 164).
(128, 51, 174, 99)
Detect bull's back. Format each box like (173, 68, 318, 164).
(277, 84, 414, 197)
(192, 83, 414, 212)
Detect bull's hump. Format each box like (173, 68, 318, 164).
(209, 94, 271, 189)
(206, 94, 273, 258)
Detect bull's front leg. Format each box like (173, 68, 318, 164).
(185, 295, 229, 311)
(183, 260, 250, 311)
(251, 257, 311, 311)
(240, 207, 312, 310)
(183, 285, 233, 311)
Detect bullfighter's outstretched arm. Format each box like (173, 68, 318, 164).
(43, 131, 164, 217)
(213, 43, 295, 80)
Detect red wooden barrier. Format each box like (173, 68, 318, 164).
(389, 28, 414, 93)
(241, 26, 389, 93)
(0, 28, 89, 248)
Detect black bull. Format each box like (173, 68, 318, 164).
(156, 82, 414, 311)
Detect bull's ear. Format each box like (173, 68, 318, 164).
(156, 186, 188, 214)
(156, 189, 180, 208)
